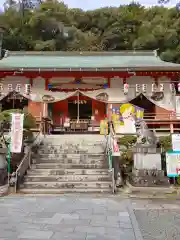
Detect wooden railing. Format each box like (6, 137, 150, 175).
(32, 112, 180, 134)
(144, 112, 177, 120)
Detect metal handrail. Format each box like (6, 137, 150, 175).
(14, 131, 43, 193)
(105, 124, 115, 194)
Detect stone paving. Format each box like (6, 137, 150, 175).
(0, 195, 138, 240)
(2, 195, 180, 240)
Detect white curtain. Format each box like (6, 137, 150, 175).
(176, 96, 180, 118)
(0, 86, 176, 112)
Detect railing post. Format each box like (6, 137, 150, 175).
(28, 150, 31, 168)
(14, 171, 18, 193)
(112, 167, 115, 193)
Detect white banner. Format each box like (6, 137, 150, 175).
(172, 134, 180, 151)
(10, 113, 24, 153)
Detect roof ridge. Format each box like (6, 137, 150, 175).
(1, 51, 180, 70)
(8, 51, 155, 57)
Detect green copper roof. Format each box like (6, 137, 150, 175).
(0, 51, 180, 71)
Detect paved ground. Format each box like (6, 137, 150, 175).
(1, 195, 180, 240)
(0, 195, 138, 240)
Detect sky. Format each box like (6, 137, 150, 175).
(0, 0, 177, 10)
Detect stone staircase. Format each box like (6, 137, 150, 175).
(19, 134, 112, 194)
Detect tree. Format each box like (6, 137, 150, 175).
(1, 0, 180, 62)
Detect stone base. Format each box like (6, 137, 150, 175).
(133, 145, 162, 170)
(0, 168, 8, 186)
(130, 169, 170, 187)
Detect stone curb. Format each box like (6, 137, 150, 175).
(126, 181, 178, 193)
(126, 199, 144, 240)
(0, 184, 9, 197)
(116, 183, 180, 199)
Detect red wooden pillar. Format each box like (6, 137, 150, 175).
(45, 79, 49, 90)
(53, 101, 68, 125)
(107, 77, 111, 121)
(28, 78, 46, 121)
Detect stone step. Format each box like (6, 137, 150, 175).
(19, 188, 111, 194)
(33, 163, 108, 169)
(27, 168, 110, 176)
(38, 153, 105, 157)
(36, 158, 106, 164)
(38, 150, 105, 154)
(40, 140, 105, 144)
(42, 135, 105, 140)
(24, 175, 111, 182)
(21, 181, 111, 189)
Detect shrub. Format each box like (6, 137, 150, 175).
(117, 135, 137, 148)
(158, 135, 172, 152)
(117, 136, 137, 174)
(117, 135, 172, 174)
(0, 109, 36, 130)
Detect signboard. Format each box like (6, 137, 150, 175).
(10, 113, 24, 153)
(172, 134, 180, 151)
(166, 151, 180, 177)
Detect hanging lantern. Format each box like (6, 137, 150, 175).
(8, 84, 13, 92)
(16, 84, 21, 93)
(159, 83, 164, 92)
(25, 84, 31, 95)
(48, 84, 53, 90)
(123, 83, 129, 94)
(75, 79, 81, 84)
(103, 83, 108, 89)
(152, 83, 156, 92)
(142, 84, 147, 93)
(135, 84, 140, 93)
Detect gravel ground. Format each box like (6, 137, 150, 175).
(133, 199, 180, 240)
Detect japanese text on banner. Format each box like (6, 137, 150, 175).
(10, 113, 24, 153)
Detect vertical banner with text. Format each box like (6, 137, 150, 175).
(10, 113, 24, 153)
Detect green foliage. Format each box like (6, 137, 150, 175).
(118, 135, 137, 148)
(0, 109, 36, 129)
(159, 135, 172, 151)
(0, 1, 180, 62)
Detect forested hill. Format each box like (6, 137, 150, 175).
(1, 1, 180, 63)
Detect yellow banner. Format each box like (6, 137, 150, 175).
(100, 120, 108, 135)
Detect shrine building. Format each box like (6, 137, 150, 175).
(0, 51, 180, 134)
